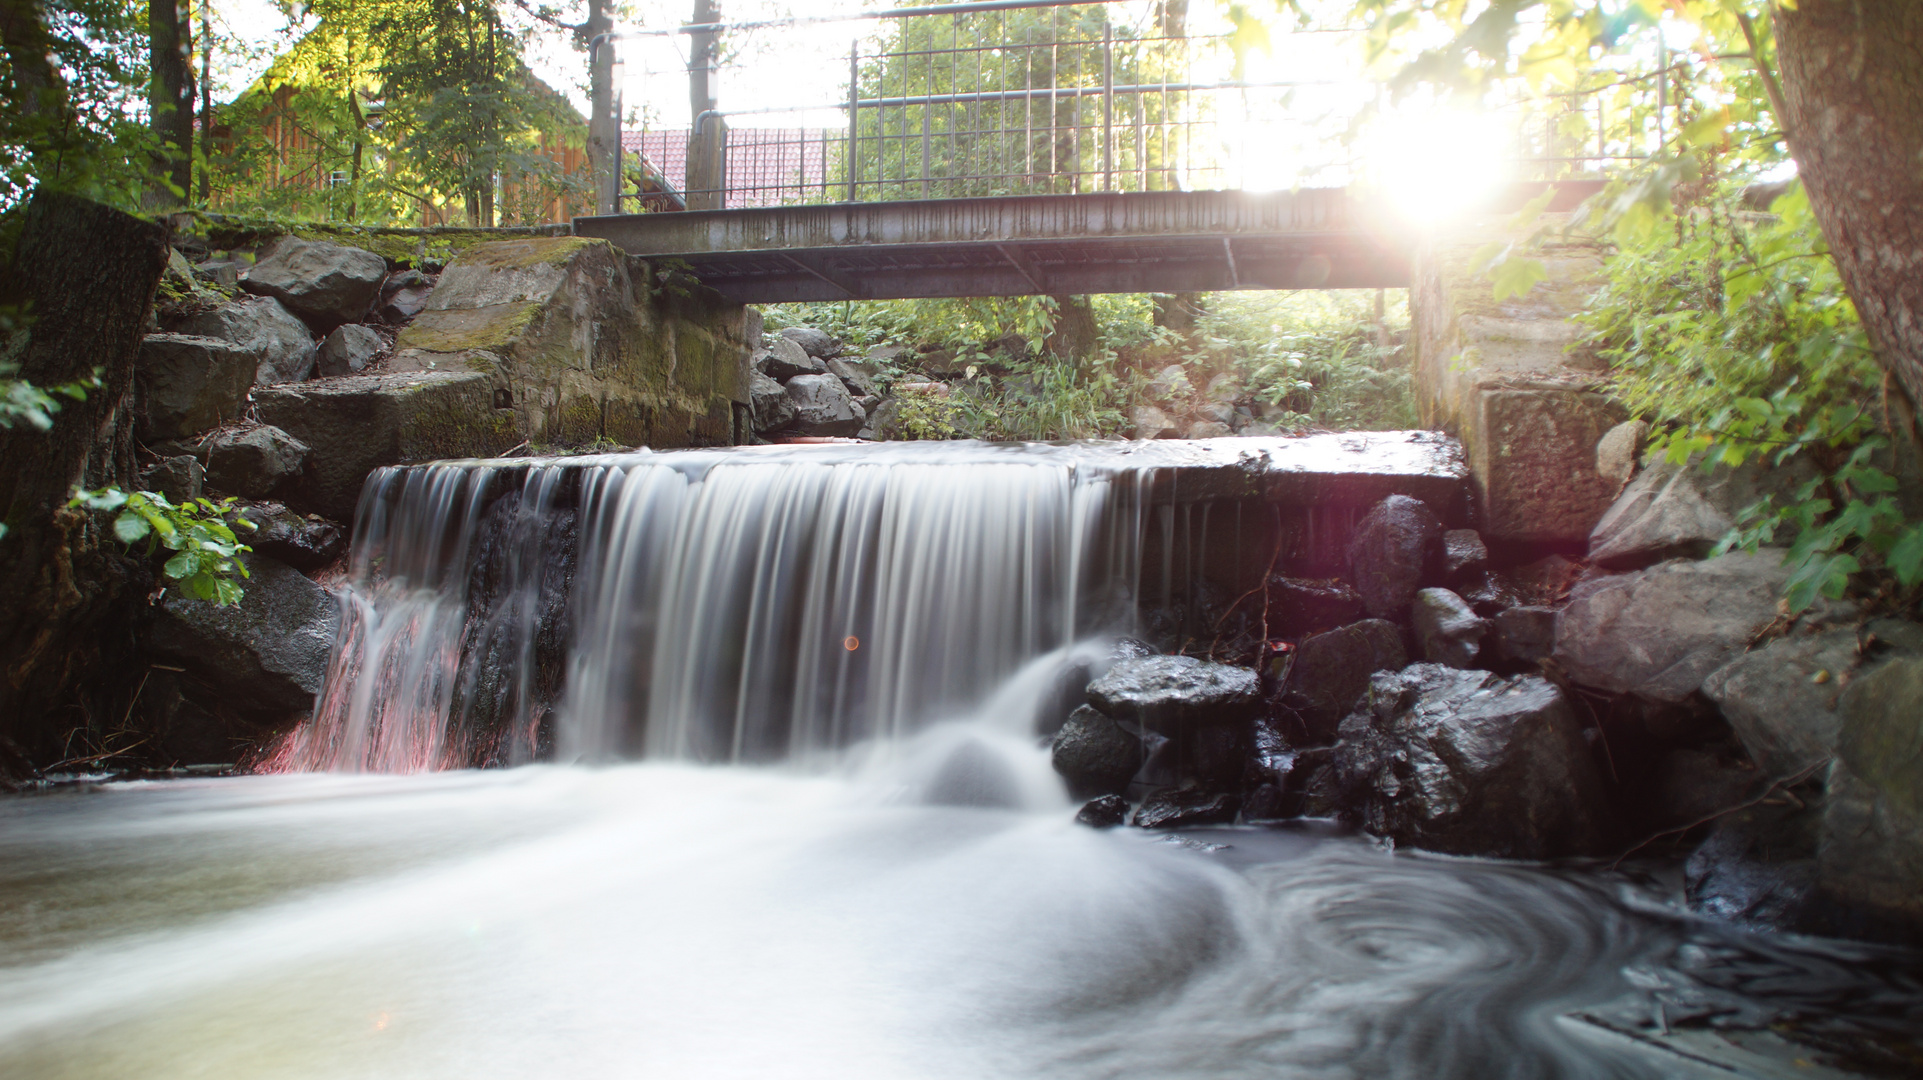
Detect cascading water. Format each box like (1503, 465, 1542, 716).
(6, 439, 1919, 1079)
(271, 443, 1147, 773)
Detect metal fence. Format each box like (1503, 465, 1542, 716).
(621, 0, 1670, 211)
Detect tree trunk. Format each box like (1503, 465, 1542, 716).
(148, 0, 196, 205)
(198, 0, 211, 204)
(0, 193, 170, 783)
(586, 0, 618, 215)
(1774, 0, 1923, 411)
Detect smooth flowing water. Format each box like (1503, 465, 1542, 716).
(4, 442, 1919, 1077)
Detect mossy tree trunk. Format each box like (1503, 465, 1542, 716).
(0, 192, 170, 783)
(1775, 0, 1923, 413)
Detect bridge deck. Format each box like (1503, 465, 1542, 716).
(574, 189, 1411, 303)
(573, 184, 1600, 303)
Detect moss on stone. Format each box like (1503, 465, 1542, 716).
(396, 303, 542, 356)
(459, 236, 609, 272)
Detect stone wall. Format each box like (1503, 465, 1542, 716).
(1411, 215, 1625, 550)
(388, 236, 751, 451)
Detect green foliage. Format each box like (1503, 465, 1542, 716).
(0, 360, 98, 433)
(1200, 291, 1416, 432)
(0, 0, 165, 210)
(1580, 179, 1920, 612)
(68, 488, 256, 607)
(768, 286, 1411, 442)
(892, 389, 962, 441)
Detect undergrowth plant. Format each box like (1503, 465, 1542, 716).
(68, 488, 256, 606)
(1577, 179, 1923, 612)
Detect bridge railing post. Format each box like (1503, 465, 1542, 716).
(846, 41, 859, 203)
(1102, 19, 1113, 191)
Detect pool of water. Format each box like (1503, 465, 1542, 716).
(3, 749, 1917, 1079)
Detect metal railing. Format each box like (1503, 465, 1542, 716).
(616, 0, 1680, 212)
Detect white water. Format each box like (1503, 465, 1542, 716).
(4, 747, 1909, 1079)
(274, 444, 1147, 773)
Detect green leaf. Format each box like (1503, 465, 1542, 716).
(1888, 524, 1923, 588)
(113, 511, 151, 545)
(1491, 257, 1548, 301)
(162, 550, 199, 579)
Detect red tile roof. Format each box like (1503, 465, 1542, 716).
(624, 128, 838, 208)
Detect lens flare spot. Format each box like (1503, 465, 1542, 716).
(844, 636, 860, 651)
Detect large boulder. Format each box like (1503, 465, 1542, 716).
(1050, 705, 1147, 800)
(1490, 605, 1557, 664)
(1278, 618, 1407, 740)
(1700, 624, 1894, 777)
(760, 337, 826, 380)
(239, 237, 387, 333)
(253, 371, 517, 522)
(1330, 664, 1611, 858)
(177, 293, 318, 385)
(389, 236, 746, 449)
(777, 325, 837, 358)
(318, 323, 382, 377)
(1346, 494, 1442, 619)
(135, 333, 255, 439)
(145, 554, 338, 717)
(1411, 587, 1487, 668)
(202, 424, 310, 499)
(1553, 549, 1799, 702)
(1816, 656, 1923, 943)
(1129, 404, 1179, 440)
(1587, 456, 1819, 570)
(1086, 655, 1260, 733)
(784, 373, 864, 437)
(748, 370, 795, 434)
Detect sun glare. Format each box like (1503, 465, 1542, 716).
(1363, 108, 1515, 227)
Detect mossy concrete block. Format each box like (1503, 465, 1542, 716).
(390, 237, 747, 450)
(1412, 215, 1623, 545)
(254, 371, 516, 522)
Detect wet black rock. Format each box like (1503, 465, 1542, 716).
(1265, 577, 1364, 637)
(1331, 664, 1611, 859)
(783, 373, 864, 437)
(1051, 705, 1147, 800)
(378, 269, 433, 323)
(1346, 494, 1443, 620)
(1132, 788, 1240, 830)
(1411, 587, 1487, 669)
(1441, 528, 1488, 582)
(1491, 606, 1557, 665)
(236, 503, 344, 571)
(318, 323, 382, 377)
(1686, 799, 1823, 932)
(748, 370, 795, 434)
(1075, 794, 1129, 828)
(145, 553, 338, 718)
(1279, 619, 1406, 741)
(1086, 655, 1260, 733)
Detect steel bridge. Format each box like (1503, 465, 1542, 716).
(577, 1, 1639, 302)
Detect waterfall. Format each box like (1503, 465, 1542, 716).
(268, 443, 1148, 772)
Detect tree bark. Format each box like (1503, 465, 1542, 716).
(1774, 0, 1923, 411)
(148, 0, 196, 205)
(0, 193, 170, 783)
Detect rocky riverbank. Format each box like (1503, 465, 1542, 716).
(1049, 471, 1923, 948)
